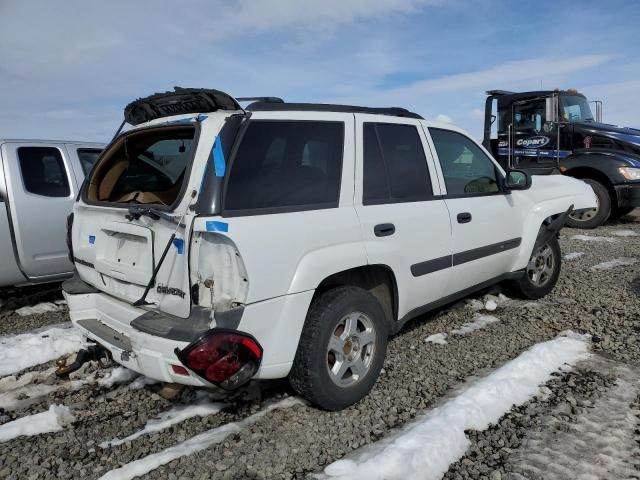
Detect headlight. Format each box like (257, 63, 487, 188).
(618, 166, 640, 180)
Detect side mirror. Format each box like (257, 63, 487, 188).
(504, 170, 531, 190)
(545, 96, 558, 123)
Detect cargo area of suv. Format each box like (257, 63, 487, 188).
(85, 124, 196, 207)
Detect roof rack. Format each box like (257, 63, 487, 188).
(124, 87, 242, 125)
(246, 102, 423, 119)
(236, 96, 284, 104)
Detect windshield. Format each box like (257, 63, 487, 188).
(560, 95, 594, 123)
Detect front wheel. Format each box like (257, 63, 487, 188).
(289, 286, 388, 411)
(565, 179, 611, 229)
(512, 235, 561, 300)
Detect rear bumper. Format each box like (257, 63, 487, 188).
(614, 183, 640, 208)
(64, 281, 314, 385)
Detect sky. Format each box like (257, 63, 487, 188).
(0, 0, 639, 143)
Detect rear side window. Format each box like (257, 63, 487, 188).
(77, 148, 102, 175)
(224, 121, 344, 213)
(363, 123, 432, 205)
(18, 147, 70, 197)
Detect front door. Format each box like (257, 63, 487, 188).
(1, 142, 78, 279)
(510, 97, 560, 170)
(425, 127, 522, 294)
(353, 114, 452, 320)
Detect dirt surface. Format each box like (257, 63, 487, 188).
(0, 212, 639, 480)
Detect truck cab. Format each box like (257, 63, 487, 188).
(482, 89, 640, 228)
(0, 139, 103, 286)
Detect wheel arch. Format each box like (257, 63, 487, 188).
(562, 166, 616, 202)
(313, 264, 399, 330)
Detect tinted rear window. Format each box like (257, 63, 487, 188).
(77, 148, 102, 175)
(18, 147, 70, 197)
(363, 123, 432, 204)
(224, 121, 344, 213)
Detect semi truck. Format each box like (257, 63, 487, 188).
(482, 89, 640, 228)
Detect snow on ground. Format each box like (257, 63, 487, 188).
(0, 405, 74, 442)
(590, 257, 638, 271)
(100, 399, 225, 447)
(99, 397, 303, 480)
(571, 234, 616, 243)
(320, 333, 590, 480)
(97, 367, 139, 388)
(0, 327, 86, 377)
(610, 229, 638, 237)
(425, 333, 448, 345)
(128, 375, 160, 390)
(507, 357, 640, 480)
(450, 314, 499, 336)
(14, 301, 63, 317)
(563, 252, 584, 260)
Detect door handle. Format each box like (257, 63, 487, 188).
(374, 223, 395, 237)
(457, 212, 472, 224)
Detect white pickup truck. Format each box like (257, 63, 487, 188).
(0, 139, 103, 287)
(63, 88, 596, 410)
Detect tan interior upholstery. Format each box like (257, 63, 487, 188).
(98, 159, 128, 200)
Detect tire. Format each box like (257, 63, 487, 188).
(513, 235, 561, 300)
(610, 206, 635, 220)
(565, 179, 611, 229)
(289, 286, 388, 411)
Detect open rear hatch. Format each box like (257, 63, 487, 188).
(73, 122, 201, 319)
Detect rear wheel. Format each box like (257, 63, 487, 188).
(565, 178, 611, 229)
(513, 235, 561, 300)
(289, 286, 388, 411)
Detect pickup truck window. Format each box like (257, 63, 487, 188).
(224, 120, 344, 213)
(18, 147, 70, 197)
(429, 128, 500, 196)
(77, 148, 102, 175)
(363, 123, 432, 205)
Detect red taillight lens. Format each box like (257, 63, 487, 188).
(177, 330, 263, 389)
(66, 213, 74, 262)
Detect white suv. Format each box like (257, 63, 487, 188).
(63, 88, 596, 410)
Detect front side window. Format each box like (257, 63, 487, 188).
(513, 100, 546, 132)
(224, 121, 344, 212)
(77, 148, 102, 175)
(18, 147, 70, 197)
(363, 123, 432, 205)
(429, 128, 500, 196)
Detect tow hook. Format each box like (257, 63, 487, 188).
(55, 344, 111, 378)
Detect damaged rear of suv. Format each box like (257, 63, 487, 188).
(64, 87, 596, 410)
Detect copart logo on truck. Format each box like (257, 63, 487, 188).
(516, 136, 550, 148)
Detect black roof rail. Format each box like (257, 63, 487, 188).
(124, 87, 242, 125)
(236, 96, 284, 103)
(246, 102, 424, 119)
(486, 90, 515, 96)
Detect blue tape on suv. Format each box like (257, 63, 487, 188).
(172, 238, 184, 254)
(212, 137, 226, 177)
(206, 221, 229, 232)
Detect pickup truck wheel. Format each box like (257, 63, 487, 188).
(289, 286, 388, 411)
(514, 235, 561, 300)
(565, 179, 611, 229)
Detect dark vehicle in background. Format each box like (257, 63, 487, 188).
(0, 139, 103, 287)
(483, 89, 640, 228)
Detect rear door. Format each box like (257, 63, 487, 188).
(1, 142, 78, 279)
(353, 114, 452, 320)
(425, 127, 522, 294)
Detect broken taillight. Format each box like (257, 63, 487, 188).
(175, 330, 262, 389)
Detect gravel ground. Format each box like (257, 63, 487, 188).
(0, 212, 639, 480)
